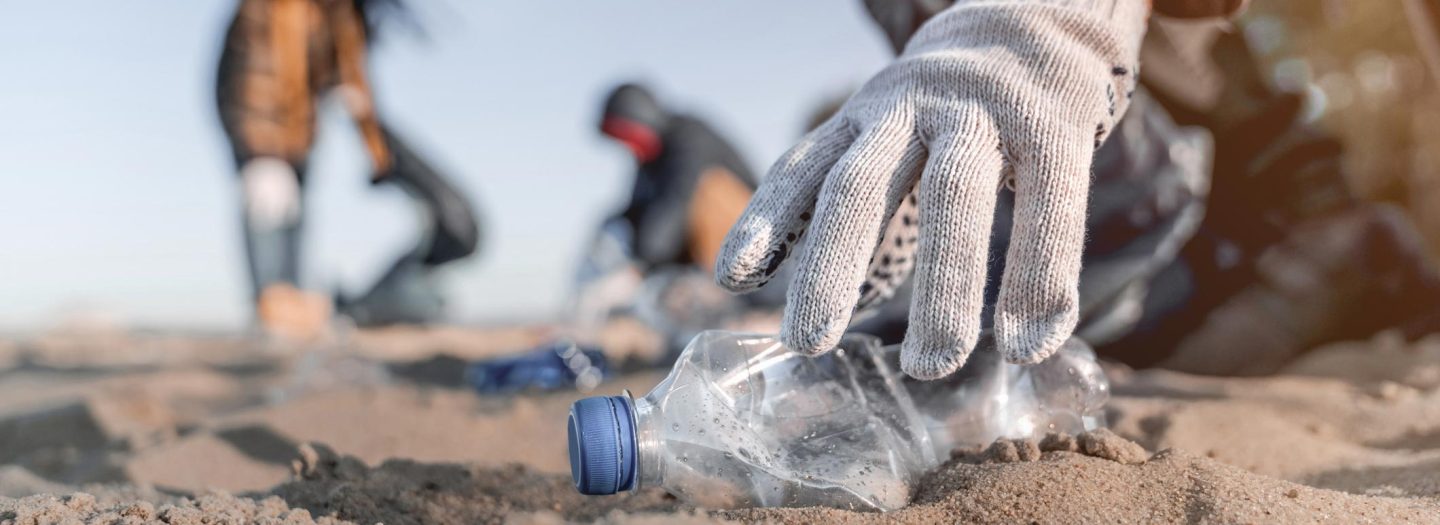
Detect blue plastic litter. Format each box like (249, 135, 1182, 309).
(465, 341, 611, 394)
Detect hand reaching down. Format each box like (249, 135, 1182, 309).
(715, 0, 1149, 379)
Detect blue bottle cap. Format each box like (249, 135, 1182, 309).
(567, 395, 637, 495)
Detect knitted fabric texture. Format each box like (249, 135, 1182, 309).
(715, 0, 1149, 379)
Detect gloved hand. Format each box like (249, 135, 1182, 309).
(715, 0, 1148, 379)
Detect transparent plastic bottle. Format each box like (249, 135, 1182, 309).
(567, 330, 1108, 511)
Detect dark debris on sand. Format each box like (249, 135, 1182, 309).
(272, 443, 683, 525)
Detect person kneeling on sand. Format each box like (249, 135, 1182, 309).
(572, 84, 787, 352)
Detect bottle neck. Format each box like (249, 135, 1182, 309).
(632, 397, 665, 490)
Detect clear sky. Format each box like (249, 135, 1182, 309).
(0, 1, 893, 330)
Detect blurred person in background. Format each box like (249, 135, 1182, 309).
(463, 84, 774, 394)
(216, 0, 480, 340)
(568, 84, 784, 354)
(598, 83, 758, 277)
(1094, 5, 1440, 374)
(715, 0, 1440, 378)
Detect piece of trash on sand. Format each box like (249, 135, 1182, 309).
(566, 330, 1107, 511)
(466, 341, 610, 395)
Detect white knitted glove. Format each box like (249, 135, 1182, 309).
(716, 0, 1148, 379)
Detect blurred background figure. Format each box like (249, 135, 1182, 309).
(216, 0, 480, 340)
(598, 83, 756, 275)
(1097, 17, 1440, 374)
(464, 84, 778, 395)
(578, 83, 784, 348)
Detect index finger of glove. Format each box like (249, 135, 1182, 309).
(715, 117, 854, 292)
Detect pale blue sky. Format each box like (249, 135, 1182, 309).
(0, 2, 893, 330)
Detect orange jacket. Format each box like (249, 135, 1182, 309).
(217, 0, 390, 177)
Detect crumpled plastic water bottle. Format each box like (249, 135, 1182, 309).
(566, 330, 1107, 511)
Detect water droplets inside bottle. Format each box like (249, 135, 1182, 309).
(569, 330, 1109, 512)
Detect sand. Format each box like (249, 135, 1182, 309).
(2, 324, 1439, 524)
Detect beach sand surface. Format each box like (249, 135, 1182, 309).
(2, 325, 1439, 524)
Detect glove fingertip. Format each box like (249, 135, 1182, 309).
(780, 312, 848, 357)
(900, 337, 971, 380)
(994, 311, 1077, 365)
(712, 246, 767, 294)
(714, 266, 759, 293)
(1001, 347, 1051, 366)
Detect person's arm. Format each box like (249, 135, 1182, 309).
(715, 0, 1151, 379)
(331, 0, 392, 179)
